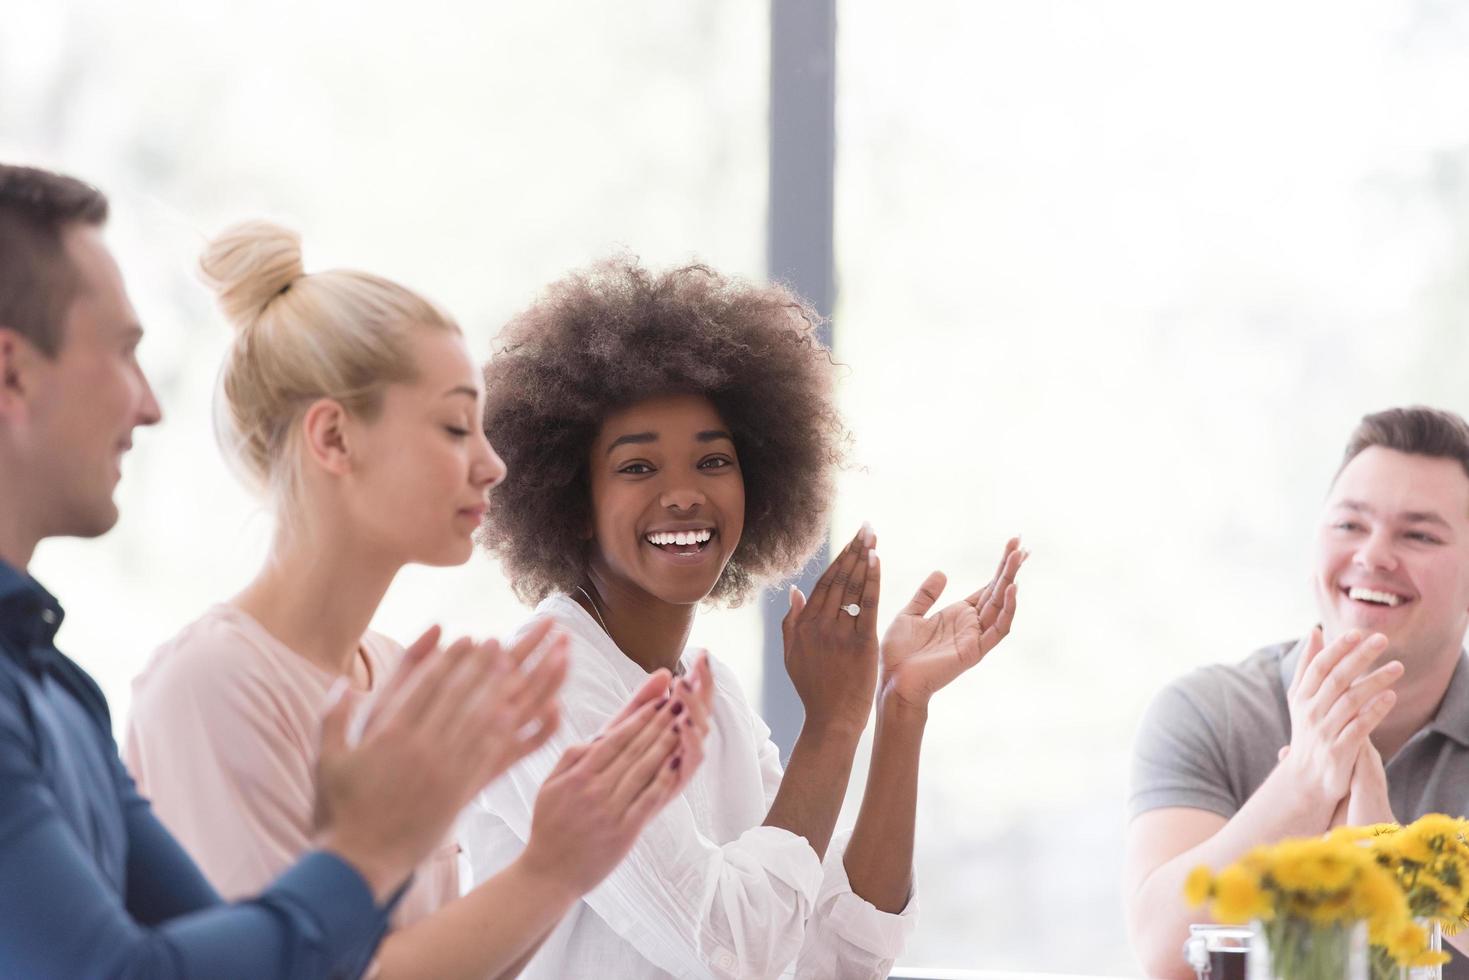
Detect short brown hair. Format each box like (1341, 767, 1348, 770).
(1340, 406, 1469, 482)
(479, 258, 847, 606)
(0, 164, 110, 356)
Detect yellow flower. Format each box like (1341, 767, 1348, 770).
(1212, 865, 1273, 924)
(1409, 814, 1464, 845)
(1184, 866, 1213, 908)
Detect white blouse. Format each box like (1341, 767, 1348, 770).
(459, 594, 916, 980)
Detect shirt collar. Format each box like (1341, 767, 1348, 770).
(0, 559, 66, 672)
(1277, 635, 1469, 749)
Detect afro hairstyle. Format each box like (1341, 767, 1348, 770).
(479, 257, 847, 606)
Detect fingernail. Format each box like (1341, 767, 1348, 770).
(655, 698, 669, 710)
(671, 756, 682, 770)
(1344, 629, 1363, 644)
(1367, 633, 1389, 649)
(671, 701, 685, 717)
(868, 549, 878, 566)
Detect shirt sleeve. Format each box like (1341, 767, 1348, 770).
(124, 625, 319, 901)
(466, 652, 827, 980)
(745, 708, 916, 980)
(0, 674, 389, 979)
(1128, 674, 1240, 821)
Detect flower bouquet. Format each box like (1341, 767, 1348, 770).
(1331, 814, 1469, 979)
(1187, 834, 1441, 979)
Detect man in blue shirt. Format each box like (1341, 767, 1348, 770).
(0, 165, 544, 978)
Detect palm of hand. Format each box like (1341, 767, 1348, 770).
(882, 602, 982, 704)
(880, 540, 1025, 709)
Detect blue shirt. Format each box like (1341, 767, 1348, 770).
(0, 560, 392, 978)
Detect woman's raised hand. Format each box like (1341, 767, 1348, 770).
(519, 670, 710, 896)
(879, 536, 1027, 711)
(313, 620, 568, 900)
(781, 524, 881, 736)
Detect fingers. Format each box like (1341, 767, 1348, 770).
(621, 749, 685, 831)
(1310, 633, 1390, 710)
(856, 549, 881, 633)
(366, 625, 443, 728)
(581, 698, 666, 773)
(838, 535, 873, 625)
(507, 635, 570, 724)
(504, 618, 556, 667)
(672, 652, 714, 738)
(606, 669, 673, 730)
(374, 635, 474, 732)
(988, 582, 1019, 643)
(900, 570, 948, 618)
(608, 715, 682, 811)
(1277, 744, 1291, 763)
(820, 525, 874, 620)
(1288, 626, 1325, 699)
(511, 702, 561, 763)
(436, 638, 514, 739)
(400, 625, 443, 670)
(781, 587, 806, 647)
(1319, 660, 1403, 741)
(1332, 687, 1397, 750)
(1298, 629, 1377, 704)
(807, 525, 868, 613)
(975, 549, 1025, 633)
(964, 537, 1023, 608)
(550, 739, 591, 778)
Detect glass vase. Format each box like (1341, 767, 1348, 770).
(1406, 919, 1443, 980)
(1376, 919, 1442, 980)
(1249, 918, 1368, 980)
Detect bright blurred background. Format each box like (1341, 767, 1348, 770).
(5, 0, 1469, 972)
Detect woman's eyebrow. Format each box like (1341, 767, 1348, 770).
(442, 384, 478, 400)
(697, 430, 734, 443)
(607, 432, 657, 454)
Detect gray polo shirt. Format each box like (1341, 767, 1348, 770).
(1130, 640, 1469, 823)
(1131, 642, 1469, 977)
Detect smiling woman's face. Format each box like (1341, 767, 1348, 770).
(586, 392, 746, 607)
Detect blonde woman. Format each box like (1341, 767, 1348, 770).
(124, 222, 711, 980)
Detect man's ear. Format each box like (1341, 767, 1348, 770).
(300, 398, 353, 477)
(0, 327, 41, 422)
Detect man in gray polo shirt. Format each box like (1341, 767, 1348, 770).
(1124, 406, 1469, 978)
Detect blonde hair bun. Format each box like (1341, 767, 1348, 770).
(199, 220, 306, 329)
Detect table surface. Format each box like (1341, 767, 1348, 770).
(889, 971, 1139, 980)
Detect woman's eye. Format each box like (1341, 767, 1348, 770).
(699, 456, 733, 470)
(444, 426, 470, 439)
(1407, 532, 1443, 545)
(1333, 522, 1362, 532)
(619, 462, 653, 475)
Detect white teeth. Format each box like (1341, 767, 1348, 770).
(645, 529, 714, 547)
(1348, 587, 1403, 607)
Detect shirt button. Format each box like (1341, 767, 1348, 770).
(40, 609, 57, 625)
(715, 950, 737, 972)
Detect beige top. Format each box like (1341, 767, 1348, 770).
(124, 603, 459, 927)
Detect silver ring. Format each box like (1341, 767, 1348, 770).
(842, 603, 860, 617)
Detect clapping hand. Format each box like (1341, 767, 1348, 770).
(1279, 627, 1401, 815)
(879, 536, 1027, 711)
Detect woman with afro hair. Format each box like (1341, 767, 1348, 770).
(460, 258, 1026, 980)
